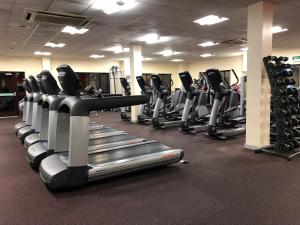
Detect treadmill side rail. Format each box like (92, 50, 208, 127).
(88, 149, 184, 181)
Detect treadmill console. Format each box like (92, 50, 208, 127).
(23, 78, 32, 93)
(41, 70, 61, 95)
(28, 75, 40, 93)
(36, 73, 47, 94)
(56, 64, 81, 96)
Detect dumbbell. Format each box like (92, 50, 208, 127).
(283, 57, 289, 62)
(278, 56, 284, 61)
(289, 107, 299, 115)
(275, 79, 285, 86)
(278, 120, 291, 129)
(288, 97, 298, 104)
(285, 64, 292, 69)
(284, 78, 296, 86)
(281, 68, 293, 77)
(291, 140, 299, 148)
(277, 109, 291, 116)
(278, 130, 294, 139)
(291, 129, 300, 137)
(287, 88, 298, 96)
(291, 117, 300, 126)
(275, 97, 287, 106)
(275, 88, 287, 95)
(268, 63, 275, 68)
(278, 142, 294, 152)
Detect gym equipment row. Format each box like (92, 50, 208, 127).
(14, 66, 184, 191)
(120, 69, 246, 141)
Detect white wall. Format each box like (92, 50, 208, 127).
(0, 56, 42, 77)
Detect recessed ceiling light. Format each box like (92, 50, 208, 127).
(90, 54, 105, 58)
(272, 26, 288, 34)
(200, 53, 214, 58)
(105, 46, 130, 54)
(61, 26, 89, 35)
(92, 0, 137, 14)
(240, 47, 248, 52)
(171, 59, 184, 62)
(142, 57, 152, 61)
(198, 41, 219, 47)
(157, 50, 181, 57)
(45, 42, 66, 48)
(194, 15, 229, 26)
(139, 33, 169, 44)
(34, 51, 51, 56)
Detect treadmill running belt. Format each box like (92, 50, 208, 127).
(58, 142, 171, 165)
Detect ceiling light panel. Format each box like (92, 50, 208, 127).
(90, 54, 105, 58)
(45, 42, 66, 48)
(34, 51, 51, 56)
(194, 15, 229, 26)
(198, 41, 219, 47)
(200, 53, 214, 58)
(105, 46, 130, 54)
(139, 33, 169, 44)
(92, 0, 137, 14)
(61, 26, 89, 35)
(272, 26, 288, 34)
(171, 59, 183, 62)
(157, 50, 181, 57)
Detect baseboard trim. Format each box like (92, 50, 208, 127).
(244, 144, 260, 150)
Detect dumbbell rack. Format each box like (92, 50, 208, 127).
(255, 56, 300, 160)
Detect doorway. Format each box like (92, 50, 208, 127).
(0, 72, 25, 117)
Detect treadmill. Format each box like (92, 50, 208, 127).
(26, 66, 147, 169)
(14, 78, 33, 134)
(24, 72, 49, 148)
(17, 75, 42, 143)
(39, 65, 184, 190)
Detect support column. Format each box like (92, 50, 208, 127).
(245, 1, 273, 149)
(129, 45, 142, 123)
(42, 57, 51, 71)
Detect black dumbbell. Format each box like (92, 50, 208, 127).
(283, 57, 289, 62)
(278, 121, 290, 129)
(288, 97, 298, 104)
(291, 117, 300, 125)
(284, 78, 296, 85)
(278, 143, 294, 152)
(291, 140, 299, 148)
(276, 79, 285, 85)
(287, 88, 298, 96)
(275, 97, 287, 106)
(271, 56, 277, 61)
(291, 129, 300, 137)
(277, 109, 291, 116)
(290, 107, 299, 115)
(275, 88, 287, 95)
(281, 68, 293, 77)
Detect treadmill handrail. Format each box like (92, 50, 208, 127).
(58, 95, 150, 116)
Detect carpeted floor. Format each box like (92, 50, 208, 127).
(1, 112, 300, 225)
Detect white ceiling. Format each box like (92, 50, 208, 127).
(0, 0, 299, 62)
